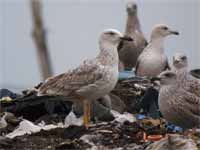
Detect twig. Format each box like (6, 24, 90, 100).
(30, 0, 53, 80)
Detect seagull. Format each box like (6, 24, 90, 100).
(154, 71, 200, 129)
(172, 52, 200, 97)
(118, 1, 147, 70)
(135, 24, 179, 78)
(172, 52, 188, 71)
(37, 29, 133, 128)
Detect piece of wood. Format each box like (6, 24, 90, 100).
(30, 0, 53, 80)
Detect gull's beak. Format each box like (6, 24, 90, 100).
(174, 59, 181, 64)
(120, 36, 133, 41)
(150, 77, 161, 83)
(169, 30, 179, 35)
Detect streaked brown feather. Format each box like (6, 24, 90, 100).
(38, 59, 104, 97)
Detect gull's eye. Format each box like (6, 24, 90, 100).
(181, 56, 186, 60)
(107, 32, 115, 36)
(162, 27, 168, 30)
(133, 5, 137, 10)
(165, 73, 173, 78)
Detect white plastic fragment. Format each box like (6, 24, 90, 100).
(134, 83, 147, 90)
(5, 112, 83, 139)
(111, 110, 136, 123)
(37, 121, 62, 131)
(6, 119, 64, 139)
(80, 134, 97, 146)
(6, 120, 41, 139)
(64, 111, 83, 128)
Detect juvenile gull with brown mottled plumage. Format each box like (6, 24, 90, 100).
(37, 29, 132, 128)
(155, 71, 200, 129)
(173, 52, 200, 97)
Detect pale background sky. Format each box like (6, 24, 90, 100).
(0, 0, 199, 91)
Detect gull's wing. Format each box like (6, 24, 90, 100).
(186, 73, 200, 97)
(135, 52, 144, 75)
(170, 89, 200, 128)
(135, 57, 140, 75)
(38, 59, 104, 97)
(181, 90, 200, 117)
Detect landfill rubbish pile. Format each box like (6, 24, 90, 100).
(0, 76, 199, 150)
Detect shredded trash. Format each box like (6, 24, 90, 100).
(6, 120, 41, 139)
(111, 110, 136, 123)
(145, 134, 198, 150)
(0, 74, 199, 150)
(64, 111, 83, 128)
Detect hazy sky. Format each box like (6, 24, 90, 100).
(0, 0, 199, 91)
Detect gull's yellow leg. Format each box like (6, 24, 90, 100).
(87, 101, 91, 123)
(83, 100, 89, 129)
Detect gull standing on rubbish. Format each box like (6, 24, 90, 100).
(37, 29, 133, 128)
(135, 24, 179, 78)
(173, 52, 200, 97)
(153, 71, 200, 129)
(118, 1, 147, 70)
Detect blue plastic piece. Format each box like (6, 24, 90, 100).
(118, 70, 135, 80)
(165, 122, 183, 132)
(136, 114, 146, 120)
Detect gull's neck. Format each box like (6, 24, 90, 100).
(97, 41, 119, 67)
(161, 83, 177, 99)
(177, 66, 188, 72)
(125, 13, 141, 35)
(149, 36, 164, 53)
(175, 67, 188, 79)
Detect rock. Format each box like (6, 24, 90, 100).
(98, 95, 112, 110)
(109, 93, 126, 113)
(97, 93, 126, 116)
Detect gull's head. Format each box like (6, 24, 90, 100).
(99, 29, 133, 47)
(151, 24, 179, 40)
(126, 1, 137, 14)
(157, 71, 177, 86)
(173, 52, 188, 69)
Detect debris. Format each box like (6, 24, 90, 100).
(111, 110, 136, 124)
(147, 135, 163, 141)
(6, 120, 41, 139)
(6, 119, 63, 139)
(145, 134, 198, 150)
(138, 87, 160, 118)
(0, 89, 19, 99)
(0, 78, 199, 150)
(118, 70, 135, 80)
(165, 122, 183, 133)
(112, 76, 150, 113)
(64, 111, 83, 128)
(136, 114, 146, 120)
(0, 97, 13, 103)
